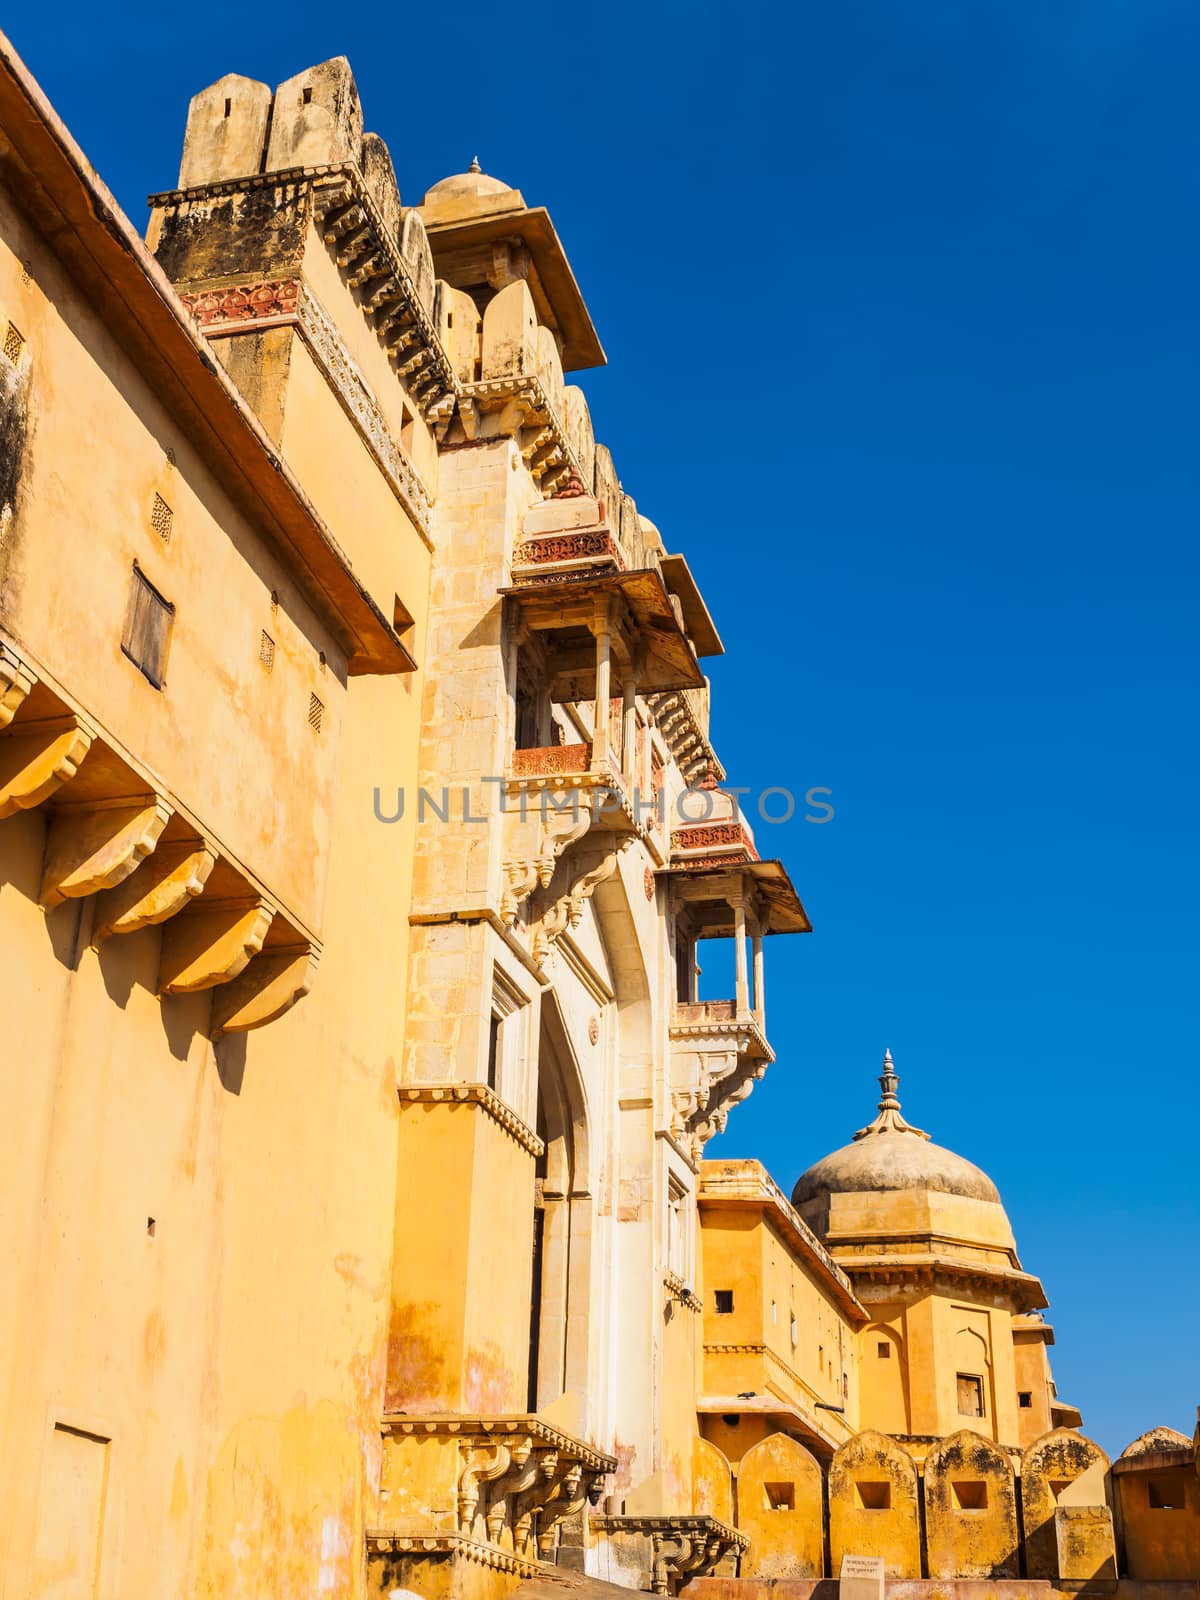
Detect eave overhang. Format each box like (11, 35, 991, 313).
(500, 569, 706, 693)
(663, 857, 812, 935)
(659, 552, 724, 658)
(832, 1252, 1049, 1313)
(422, 203, 606, 372)
(0, 30, 411, 677)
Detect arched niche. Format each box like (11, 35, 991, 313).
(924, 1428, 1019, 1578)
(736, 1431, 824, 1579)
(828, 1430, 920, 1578)
(859, 1323, 910, 1435)
(1021, 1427, 1111, 1578)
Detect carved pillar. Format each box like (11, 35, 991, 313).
(621, 674, 638, 788)
(733, 895, 749, 1015)
(590, 597, 612, 770)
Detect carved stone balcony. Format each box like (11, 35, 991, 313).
(669, 1000, 774, 1164)
(592, 1513, 747, 1595)
(376, 1413, 614, 1573)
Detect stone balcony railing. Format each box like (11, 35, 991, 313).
(375, 1413, 614, 1571)
(510, 743, 592, 780)
(671, 999, 770, 1060)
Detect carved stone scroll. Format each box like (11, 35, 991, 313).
(458, 1443, 512, 1540)
(532, 838, 632, 964)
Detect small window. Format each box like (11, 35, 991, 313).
(714, 1290, 734, 1315)
(877, 1341, 891, 1359)
(1148, 1479, 1184, 1511)
(953, 1481, 988, 1510)
(764, 1481, 794, 1511)
(121, 566, 174, 688)
(259, 630, 275, 670)
(771, 1300, 777, 1324)
(301, 86, 313, 105)
(790, 1315, 798, 1348)
(956, 1373, 984, 1417)
(307, 692, 324, 733)
(1018, 1391, 1032, 1408)
(856, 1482, 891, 1510)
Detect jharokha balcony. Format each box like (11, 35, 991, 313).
(662, 792, 811, 1160)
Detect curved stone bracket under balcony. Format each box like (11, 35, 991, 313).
(591, 1513, 747, 1596)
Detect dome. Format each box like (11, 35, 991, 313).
(422, 158, 515, 206)
(791, 1051, 1002, 1208)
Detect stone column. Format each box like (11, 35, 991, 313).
(591, 599, 612, 770)
(752, 927, 764, 1025)
(733, 896, 749, 1016)
(621, 674, 638, 787)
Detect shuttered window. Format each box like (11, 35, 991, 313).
(121, 565, 174, 688)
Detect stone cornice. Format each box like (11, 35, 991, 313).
(460, 374, 580, 495)
(381, 1412, 615, 1474)
(397, 1083, 544, 1157)
(150, 161, 457, 410)
(664, 1271, 702, 1313)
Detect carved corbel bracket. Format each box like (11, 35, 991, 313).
(483, 1434, 535, 1546)
(157, 896, 275, 995)
(652, 1532, 694, 1596)
(93, 836, 217, 939)
(501, 804, 592, 926)
(0, 645, 35, 730)
(0, 714, 93, 820)
(39, 795, 173, 910)
(534, 1460, 585, 1558)
(532, 837, 633, 965)
(510, 1445, 560, 1555)
(457, 1443, 512, 1539)
(210, 939, 319, 1034)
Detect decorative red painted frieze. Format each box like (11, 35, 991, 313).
(180, 278, 301, 328)
(670, 822, 758, 859)
(513, 531, 626, 569)
(511, 743, 591, 777)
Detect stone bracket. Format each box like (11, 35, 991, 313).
(0, 644, 36, 730)
(500, 803, 593, 926)
(0, 714, 94, 820)
(92, 836, 217, 939)
(532, 837, 633, 965)
(210, 939, 320, 1034)
(40, 796, 173, 910)
(157, 896, 275, 994)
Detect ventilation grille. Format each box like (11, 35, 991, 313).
(307, 691, 324, 732)
(259, 630, 275, 670)
(150, 493, 173, 544)
(3, 322, 24, 364)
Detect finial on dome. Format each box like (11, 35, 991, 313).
(852, 1049, 930, 1142)
(468, 155, 482, 173)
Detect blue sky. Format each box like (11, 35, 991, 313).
(10, 1, 1198, 1454)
